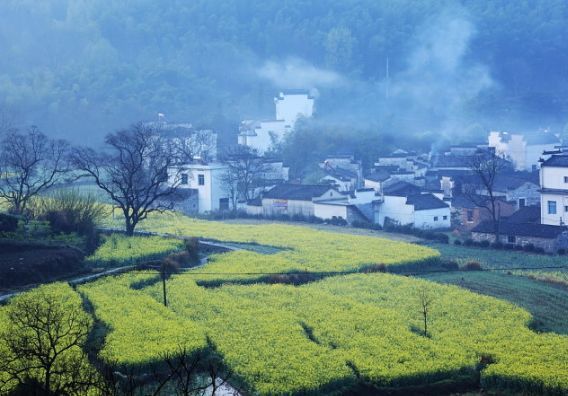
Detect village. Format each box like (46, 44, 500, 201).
(163, 90, 568, 254)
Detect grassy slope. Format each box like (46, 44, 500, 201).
(419, 271, 568, 335)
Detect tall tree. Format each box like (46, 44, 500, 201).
(72, 123, 182, 235)
(464, 149, 511, 241)
(0, 287, 98, 395)
(0, 127, 70, 214)
(221, 145, 267, 204)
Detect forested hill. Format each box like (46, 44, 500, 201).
(0, 0, 567, 144)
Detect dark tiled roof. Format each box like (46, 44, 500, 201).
(493, 174, 539, 191)
(279, 89, 311, 96)
(506, 206, 541, 224)
(365, 170, 391, 182)
(263, 184, 333, 200)
(324, 167, 357, 181)
(383, 181, 422, 197)
(406, 194, 449, 211)
(541, 155, 568, 168)
(473, 221, 568, 239)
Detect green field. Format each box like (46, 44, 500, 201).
(429, 242, 568, 270)
(2, 214, 568, 395)
(83, 214, 568, 395)
(419, 271, 568, 335)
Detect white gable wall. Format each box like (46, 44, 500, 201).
(275, 93, 314, 124)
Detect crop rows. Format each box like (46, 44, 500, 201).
(85, 233, 184, 267)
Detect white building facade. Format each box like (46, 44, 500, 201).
(169, 163, 229, 213)
(239, 90, 315, 154)
(489, 131, 558, 171)
(540, 155, 568, 226)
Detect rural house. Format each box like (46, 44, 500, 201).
(540, 154, 568, 226)
(488, 130, 558, 171)
(168, 162, 229, 214)
(260, 184, 342, 217)
(375, 181, 451, 229)
(238, 90, 315, 154)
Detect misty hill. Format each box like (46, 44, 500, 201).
(1, 0, 567, 144)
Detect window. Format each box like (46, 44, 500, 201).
(466, 210, 474, 222)
(198, 174, 205, 186)
(507, 235, 516, 243)
(564, 176, 568, 183)
(443, 215, 448, 220)
(548, 200, 557, 215)
(565, 206, 568, 213)
(519, 198, 525, 207)
(181, 174, 188, 185)
(434, 216, 439, 221)
(219, 198, 229, 211)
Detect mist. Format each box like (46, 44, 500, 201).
(0, 0, 567, 147)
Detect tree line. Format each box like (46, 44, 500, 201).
(0, 122, 270, 236)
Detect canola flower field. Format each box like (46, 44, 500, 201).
(80, 212, 568, 395)
(85, 233, 184, 267)
(102, 211, 441, 278)
(2, 211, 567, 395)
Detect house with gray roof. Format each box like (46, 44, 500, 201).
(375, 181, 451, 230)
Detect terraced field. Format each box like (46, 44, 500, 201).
(2, 213, 568, 395)
(82, 213, 568, 395)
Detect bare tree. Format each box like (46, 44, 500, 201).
(221, 145, 267, 203)
(464, 149, 511, 241)
(220, 167, 239, 211)
(0, 126, 70, 214)
(72, 123, 183, 235)
(417, 286, 434, 337)
(0, 289, 98, 395)
(173, 130, 217, 163)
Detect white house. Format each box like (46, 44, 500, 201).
(488, 131, 558, 171)
(540, 155, 568, 226)
(313, 188, 377, 224)
(239, 90, 315, 154)
(260, 184, 342, 217)
(169, 162, 229, 213)
(375, 181, 451, 229)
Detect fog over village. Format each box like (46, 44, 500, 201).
(0, 2, 567, 396)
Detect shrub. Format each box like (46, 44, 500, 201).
(0, 213, 19, 232)
(504, 243, 515, 250)
(462, 261, 483, 271)
(184, 237, 200, 263)
(479, 240, 490, 248)
(464, 239, 474, 246)
(362, 263, 387, 273)
(454, 239, 462, 246)
(523, 244, 535, 252)
(534, 247, 546, 254)
(557, 248, 566, 255)
(30, 190, 107, 253)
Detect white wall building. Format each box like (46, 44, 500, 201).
(488, 131, 558, 171)
(169, 163, 229, 213)
(540, 155, 568, 226)
(239, 90, 315, 154)
(261, 184, 341, 217)
(374, 181, 451, 229)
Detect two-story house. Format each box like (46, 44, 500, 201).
(375, 181, 451, 230)
(540, 155, 568, 226)
(169, 162, 229, 214)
